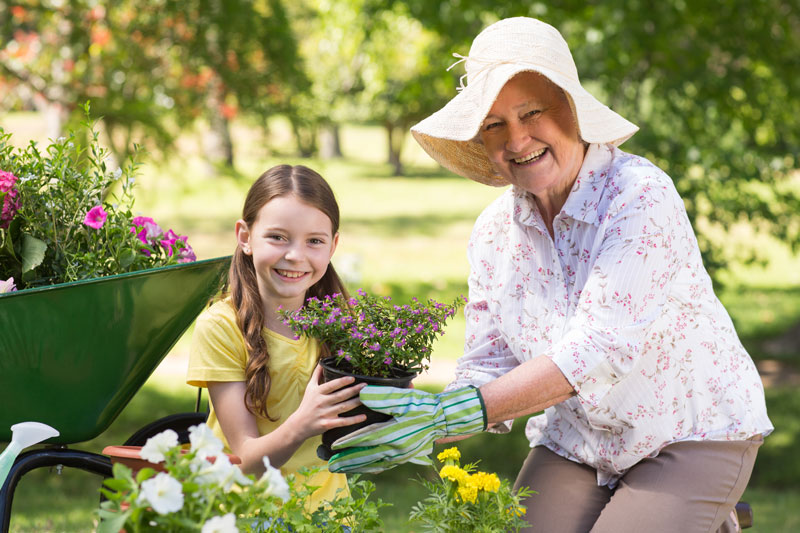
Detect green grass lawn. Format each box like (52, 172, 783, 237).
(3, 117, 800, 531)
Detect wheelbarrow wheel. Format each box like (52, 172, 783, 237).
(122, 411, 208, 447)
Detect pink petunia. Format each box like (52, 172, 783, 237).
(0, 170, 21, 229)
(0, 277, 17, 294)
(83, 205, 107, 229)
(177, 244, 196, 263)
(160, 229, 179, 256)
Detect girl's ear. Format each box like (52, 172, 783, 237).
(235, 219, 252, 255)
(329, 232, 340, 259)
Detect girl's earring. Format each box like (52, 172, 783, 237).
(243, 245, 251, 255)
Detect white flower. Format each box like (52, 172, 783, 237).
(138, 472, 184, 515)
(260, 457, 290, 501)
(0, 278, 17, 294)
(189, 423, 224, 460)
(193, 454, 252, 491)
(140, 429, 179, 463)
(113, 167, 122, 179)
(201, 513, 238, 533)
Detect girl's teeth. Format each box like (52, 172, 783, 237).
(277, 269, 303, 278)
(514, 148, 546, 164)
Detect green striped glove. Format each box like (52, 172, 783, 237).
(327, 385, 487, 474)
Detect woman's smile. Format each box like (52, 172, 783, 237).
(512, 147, 548, 165)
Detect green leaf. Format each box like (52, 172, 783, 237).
(119, 248, 137, 268)
(21, 234, 47, 273)
(96, 509, 130, 533)
(102, 478, 130, 492)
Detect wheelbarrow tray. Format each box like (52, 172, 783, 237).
(0, 256, 230, 444)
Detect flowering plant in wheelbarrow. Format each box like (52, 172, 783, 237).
(0, 104, 195, 293)
(279, 289, 465, 459)
(97, 423, 386, 532)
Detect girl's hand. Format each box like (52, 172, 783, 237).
(287, 364, 367, 441)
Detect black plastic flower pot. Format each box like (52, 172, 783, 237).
(316, 356, 416, 461)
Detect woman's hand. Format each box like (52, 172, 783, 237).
(286, 364, 367, 442)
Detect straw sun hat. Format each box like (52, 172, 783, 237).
(411, 17, 639, 186)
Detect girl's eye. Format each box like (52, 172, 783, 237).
(309, 238, 325, 245)
(267, 234, 286, 241)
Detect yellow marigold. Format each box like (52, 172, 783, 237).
(506, 505, 527, 517)
(439, 465, 469, 484)
(437, 447, 461, 463)
(472, 471, 501, 493)
(457, 480, 478, 504)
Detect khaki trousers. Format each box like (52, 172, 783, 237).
(513, 437, 762, 533)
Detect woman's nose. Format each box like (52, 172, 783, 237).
(505, 121, 530, 153)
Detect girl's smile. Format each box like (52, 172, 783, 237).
(236, 194, 338, 313)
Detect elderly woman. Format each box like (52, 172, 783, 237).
(328, 17, 772, 532)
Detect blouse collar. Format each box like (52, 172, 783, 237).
(513, 143, 616, 230)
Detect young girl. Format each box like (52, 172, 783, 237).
(187, 164, 366, 508)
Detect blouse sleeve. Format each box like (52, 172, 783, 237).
(446, 252, 520, 433)
(546, 172, 689, 407)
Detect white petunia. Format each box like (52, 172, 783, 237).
(139, 429, 179, 463)
(201, 513, 238, 533)
(193, 454, 252, 491)
(138, 472, 184, 515)
(260, 457, 290, 501)
(189, 423, 224, 460)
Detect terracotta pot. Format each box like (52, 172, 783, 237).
(102, 445, 241, 474)
(316, 356, 415, 460)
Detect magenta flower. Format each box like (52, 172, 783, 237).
(177, 244, 196, 263)
(160, 229, 179, 256)
(0, 170, 21, 229)
(83, 205, 107, 229)
(0, 277, 17, 294)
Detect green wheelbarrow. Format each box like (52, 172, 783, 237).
(0, 256, 230, 531)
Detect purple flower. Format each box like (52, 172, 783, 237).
(0, 170, 21, 229)
(83, 205, 107, 229)
(177, 245, 196, 263)
(159, 229, 179, 256)
(0, 277, 17, 294)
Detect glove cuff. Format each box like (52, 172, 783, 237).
(439, 385, 487, 435)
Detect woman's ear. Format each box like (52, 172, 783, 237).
(235, 219, 252, 255)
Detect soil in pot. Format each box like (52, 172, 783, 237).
(316, 356, 415, 460)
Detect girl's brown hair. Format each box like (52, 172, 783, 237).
(229, 164, 348, 420)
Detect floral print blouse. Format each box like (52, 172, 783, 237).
(447, 143, 773, 488)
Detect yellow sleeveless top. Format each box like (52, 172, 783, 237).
(187, 299, 349, 509)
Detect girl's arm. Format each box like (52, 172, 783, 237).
(208, 365, 367, 475)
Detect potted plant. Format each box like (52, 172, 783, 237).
(280, 289, 464, 459)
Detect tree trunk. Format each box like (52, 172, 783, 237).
(319, 123, 342, 159)
(203, 76, 234, 174)
(385, 122, 405, 176)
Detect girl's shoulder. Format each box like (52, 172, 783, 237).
(196, 297, 239, 331)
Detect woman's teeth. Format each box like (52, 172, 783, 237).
(514, 148, 546, 164)
(276, 269, 304, 278)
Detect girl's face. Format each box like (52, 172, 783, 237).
(236, 194, 338, 312)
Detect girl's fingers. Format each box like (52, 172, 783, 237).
(330, 413, 368, 428)
(318, 375, 359, 394)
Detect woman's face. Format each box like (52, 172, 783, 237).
(480, 72, 586, 199)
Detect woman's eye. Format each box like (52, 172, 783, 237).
(483, 121, 502, 131)
(522, 109, 540, 120)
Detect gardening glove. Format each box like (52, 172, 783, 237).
(327, 385, 487, 474)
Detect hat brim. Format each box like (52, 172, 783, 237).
(411, 64, 638, 186)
